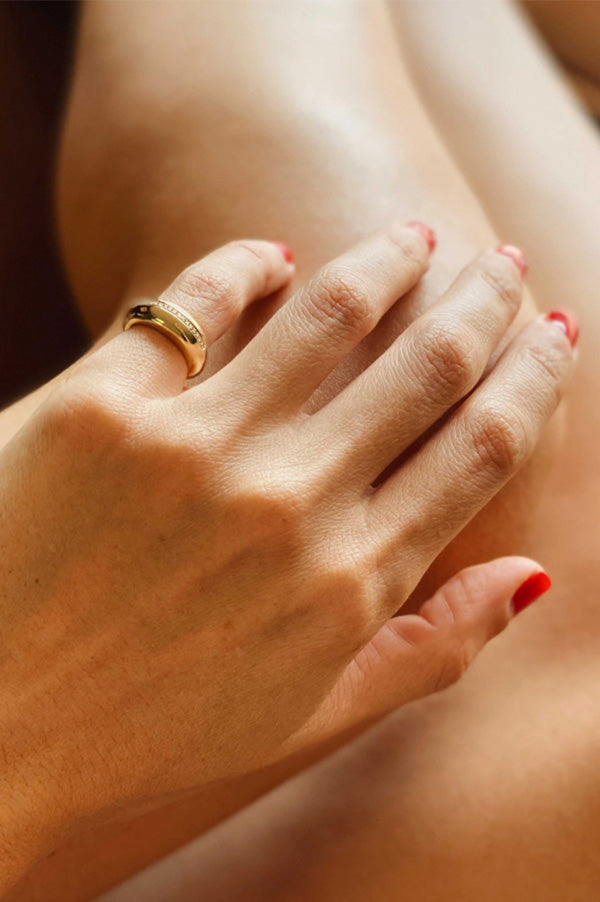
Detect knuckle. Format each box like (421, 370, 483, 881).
(42, 376, 136, 451)
(469, 402, 532, 477)
(175, 261, 238, 317)
(416, 319, 477, 397)
(309, 269, 376, 338)
(477, 256, 522, 312)
(228, 472, 312, 543)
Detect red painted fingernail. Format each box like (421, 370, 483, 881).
(496, 244, 529, 276)
(546, 310, 579, 347)
(406, 221, 437, 253)
(272, 241, 294, 264)
(511, 571, 552, 615)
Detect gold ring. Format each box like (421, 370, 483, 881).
(123, 299, 208, 378)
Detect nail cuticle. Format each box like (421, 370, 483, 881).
(406, 221, 437, 253)
(496, 244, 529, 277)
(545, 310, 579, 348)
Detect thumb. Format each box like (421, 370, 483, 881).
(307, 557, 551, 743)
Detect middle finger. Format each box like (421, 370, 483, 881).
(309, 247, 525, 490)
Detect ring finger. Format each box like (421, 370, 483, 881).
(97, 240, 295, 396)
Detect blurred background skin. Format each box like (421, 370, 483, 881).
(524, 1, 600, 116)
(0, 0, 597, 409)
(2, 2, 600, 900)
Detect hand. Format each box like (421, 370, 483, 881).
(0, 223, 575, 884)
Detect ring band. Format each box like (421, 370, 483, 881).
(123, 300, 208, 378)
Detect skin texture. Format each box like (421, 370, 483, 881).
(2, 0, 600, 900)
(0, 227, 569, 894)
(95, 5, 600, 901)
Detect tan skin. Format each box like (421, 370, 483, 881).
(1, 223, 568, 897)
(3, 1, 600, 900)
(523, 0, 600, 116)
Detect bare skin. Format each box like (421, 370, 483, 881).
(522, 0, 600, 116)
(3, 223, 564, 897)
(4, 1, 600, 900)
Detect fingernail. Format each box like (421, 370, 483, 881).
(272, 241, 294, 264)
(496, 244, 529, 276)
(546, 310, 579, 348)
(406, 221, 437, 253)
(511, 571, 552, 616)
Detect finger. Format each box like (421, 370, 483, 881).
(370, 311, 577, 593)
(221, 221, 435, 416)
(309, 247, 524, 490)
(92, 240, 294, 397)
(302, 557, 551, 740)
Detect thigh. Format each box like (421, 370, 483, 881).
(96, 689, 600, 902)
(56, 0, 527, 327)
